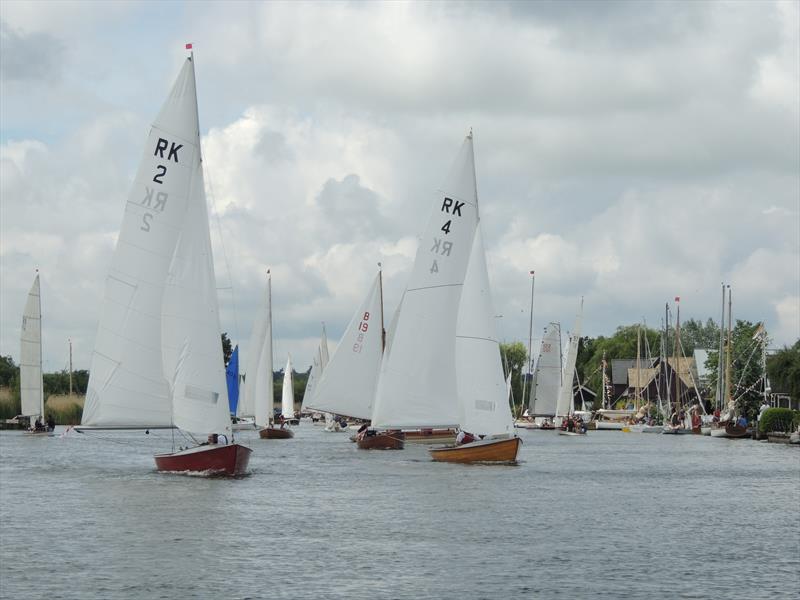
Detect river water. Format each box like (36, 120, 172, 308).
(1, 425, 797, 599)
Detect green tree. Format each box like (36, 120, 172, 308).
(221, 332, 233, 366)
(766, 340, 800, 402)
(0, 355, 17, 387)
(679, 318, 720, 355)
(500, 341, 526, 416)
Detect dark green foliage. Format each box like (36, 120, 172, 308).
(679, 318, 721, 355)
(758, 408, 799, 434)
(221, 333, 233, 366)
(43, 370, 89, 396)
(0, 355, 17, 387)
(766, 340, 800, 401)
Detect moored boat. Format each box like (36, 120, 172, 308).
(430, 437, 521, 464)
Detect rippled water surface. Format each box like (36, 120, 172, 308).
(1, 425, 798, 599)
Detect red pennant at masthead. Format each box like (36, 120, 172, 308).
(185, 43, 193, 50)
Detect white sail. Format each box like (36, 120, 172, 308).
(281, 355, 295, 418)
(161, 143, 231, 436)
(20, 274, 43, 421)
(241, 273, 271, 421)
(456, 227, 513, 437)
(254, 278, 273, 427)
(83, 58, 201, 428)
(529, 323, 562, 416)
(300, 323, 329, 412)
(372, 134, 479, 429)
(305, 273, 384, 420)
(555, 300, 584, 418)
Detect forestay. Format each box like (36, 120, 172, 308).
(372, 134, 479, 429)
(456, 228, 513, 437)
(305, 273, 384, 420)
(82, 58, 201, 429)
(20, 274, 43, 421)
(529, 323, 562, 417)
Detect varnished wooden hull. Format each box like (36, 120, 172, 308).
(154, 443, 252, 476)
(357, 431, 405, 450)
(710, 423, 749, 438)
(429, 437, 521, 464)
(404, 428, 456, 444)
(259, 427, 294, 439)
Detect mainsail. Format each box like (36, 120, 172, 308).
(305, 272, 384, 420)
(242, 272, 273, 427)
(83, 57, 202, 429)
(371, 134, 479, 429)
(20, 273, 43, 422)
(456, 227, 513, 437)
(281, 355, 295, 419)
(555, 300, 583, 419)
(301, 324, 330, 412)
(529, 323, 562, 416)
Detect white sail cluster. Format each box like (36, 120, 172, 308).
(82, 57, 230, 437)
(529, 323, 562, 416)
(242, 273, 273, 427)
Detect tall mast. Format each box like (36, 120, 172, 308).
(725, 285, 733, 409)
(674, 297, 681, 413)
(635, 324, 641, 411)
(716, 283, 725, 411)
(378, 262, 386, 351)
(601, 350, 607, 409)
(268, 269, 273, 415)
(69, 338, 73, 397)
(521, 270, 535, 413)
(38, 270, 44, 419)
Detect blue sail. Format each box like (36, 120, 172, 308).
(226, 345, 240, 415)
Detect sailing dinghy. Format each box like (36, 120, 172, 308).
(428, 172, 520, 464)
(261, 354, 295, 439)
(20, 273, 52, 435)
(77, 49, 251, 476)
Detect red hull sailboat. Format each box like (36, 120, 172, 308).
(155, 443, 252, 476)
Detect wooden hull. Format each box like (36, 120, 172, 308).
(429, 437, 521, 464)
(404, 428, 456, 444)
(259, 427, 294, 439)
(357, 431, 405, 450)
(710, 423, 749, 438)
(154, 443, 252, 476)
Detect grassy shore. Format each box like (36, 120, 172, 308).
(0, 390, 84, 425)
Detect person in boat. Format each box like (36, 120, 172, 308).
(279, 414, 286, 429)
(712, 409, 721, 423)
(455, 429, 475, 445)
(736, 415, 747, 429)
(576, 415, 587, 433)
(566, 417, 575, 432)
(46, 415, 55, 431)
(356, 423, 368, 441)
(33, 417, 46, 432)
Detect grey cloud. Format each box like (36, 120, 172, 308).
(314, 173, 397, 242)
(0, 21, 64, 82)
(253, 129, 293, 162)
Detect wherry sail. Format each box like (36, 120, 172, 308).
(78, 49, 251, 475)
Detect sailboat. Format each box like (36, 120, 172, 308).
(238, 271, 273, 431)
(76, 49, 251, 476)
(261, 355, 295, 439)
(710, 286, 748, 439)
(429, 221, 521, 464)
(366, 133, 479, 452)
(20, 273, 51, 435)
(556, 300, 587, 436)
(226, 345, 243, 425)
(301, 324, 336, 427)
(516, 323, 562, 429)
(305, 271, 385, 435)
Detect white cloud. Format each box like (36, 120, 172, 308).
(1, 0, 798, 371)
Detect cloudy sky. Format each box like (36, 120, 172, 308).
(1, 0, 798, 373)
